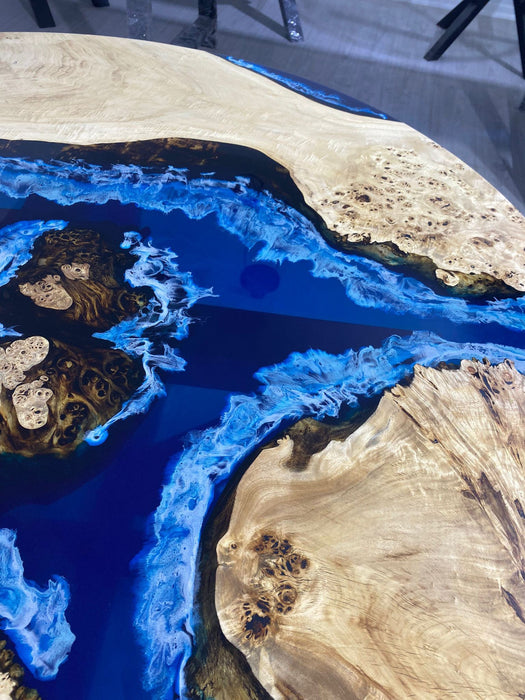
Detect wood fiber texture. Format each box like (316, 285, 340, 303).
(0, 33, 524, 294)
(216, 360, 525, 699)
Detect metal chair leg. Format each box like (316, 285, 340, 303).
(437, 0, 473, 28)
(514, 0, 525, 78)
(174, 0, 303, 49)
(424, 0, 490, 61)
(197, 0, 217, 20)
(173, 0, 217, 48)
(278, 0, 304, 42)
(28, 0, 56, 28)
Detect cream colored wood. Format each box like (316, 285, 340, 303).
(216, 360, 525, 699)
(0, 33, 524, 293)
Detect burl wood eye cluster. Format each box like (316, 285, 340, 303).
(320, 144, 525, 296)
(2, 227, 152, 332)
(238, 533, 309, 646)
(0, 335, 143, 456)
(0, 226, 147, 456)
(217, 360, 525, 700)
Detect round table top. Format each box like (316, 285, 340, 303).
(0, 32, 524, 293)
(0, 32, 525, 700)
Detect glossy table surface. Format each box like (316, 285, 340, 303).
(0, 32, 524, 700)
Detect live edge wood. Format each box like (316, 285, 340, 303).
(0, 33, 524, 295)
(216, 361, 525, 699)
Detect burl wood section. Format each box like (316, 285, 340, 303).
(0, 335, 144, 457)
(0, 226, 152, 332)
(217, 361, 525, 699)
(0, 33, 524, 294)
(0, 224, 148, 457)
(0, 634, 41, 700)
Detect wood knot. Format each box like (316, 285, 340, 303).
(238, 532, 310, 646)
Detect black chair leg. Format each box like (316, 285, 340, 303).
(92, 0, 110, 6)
(278, 0, 304, 42)
(173, 0, 217, 48)
(29, 0, 56, 28)
(437, 0, 473, 28)
(174, 0, 303, 48)
(198, 0, 217, 21)
(514, 0, 525, 78)
(424, 0, 490, 61)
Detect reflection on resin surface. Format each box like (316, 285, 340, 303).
(0, 134, 523, 700)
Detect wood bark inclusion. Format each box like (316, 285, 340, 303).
(216, 360, 525, 699)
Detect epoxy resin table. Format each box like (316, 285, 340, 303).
(0, 33, 525, 700)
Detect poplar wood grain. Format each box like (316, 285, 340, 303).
(0, 33, 524, 295)
(216, 360, 525, 699)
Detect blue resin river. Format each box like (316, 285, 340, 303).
(0, 142, 523, 700)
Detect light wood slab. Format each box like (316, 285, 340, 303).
(0, 33, 524, 293)
(216, 360, 525, 699)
